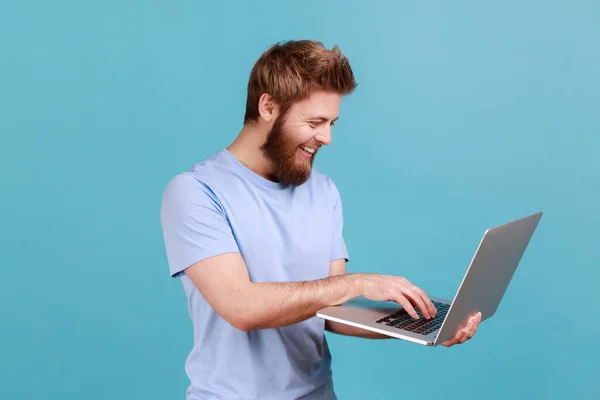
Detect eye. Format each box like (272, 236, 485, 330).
(330, 121, 336, 127)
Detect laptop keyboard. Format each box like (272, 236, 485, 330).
(375, 300, 450, 336)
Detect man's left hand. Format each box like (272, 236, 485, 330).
(441, 311, 482, 347)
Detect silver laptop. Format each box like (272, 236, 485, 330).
(316, 212, 543, 346)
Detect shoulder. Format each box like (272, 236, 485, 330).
(308, 167, 342, 203)
(161, 151, 231, 211)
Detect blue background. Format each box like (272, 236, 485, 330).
(1, 1, 598, 399)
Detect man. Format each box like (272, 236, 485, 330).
(160, 40, 481, 400)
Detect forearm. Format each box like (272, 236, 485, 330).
(239, 274, 362, 331)
(325, 320, 391, 339)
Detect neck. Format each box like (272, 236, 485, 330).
(227, 123, 276, 181)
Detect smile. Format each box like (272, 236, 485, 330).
(300, 145, 316, 154)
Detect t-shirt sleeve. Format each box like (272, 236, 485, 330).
(160, 173, 240, 277)
(330, 182, 350, 263)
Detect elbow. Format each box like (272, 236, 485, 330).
(233, 317, 263, 332)
(222, 311, 258, 332)
(220, 286, 264, 332)
(230, 316, 252, 332)
(212, 285, 263, 331)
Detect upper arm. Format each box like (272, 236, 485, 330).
(185, 252, 252, 328)
(160, 174, 240, 277)
(160, 174, 251, 328)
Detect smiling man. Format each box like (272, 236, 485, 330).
(160, 40, 480, 400)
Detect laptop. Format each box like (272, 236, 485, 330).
(316, 212, 543, 346)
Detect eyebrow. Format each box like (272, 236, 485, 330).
(308, 116, 339, 123)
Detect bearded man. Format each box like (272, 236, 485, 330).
(160, 39, 480, 400)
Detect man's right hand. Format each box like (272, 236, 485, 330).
(353, 274, 437, 320)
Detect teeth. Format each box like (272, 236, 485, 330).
(301, 145, 316, 154)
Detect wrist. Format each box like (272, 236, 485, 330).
(341, 273, 364, 302)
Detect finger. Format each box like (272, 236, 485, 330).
(413, 286, 437, 317)
(442, 327, 464, 347)
(468, 323, 478, 340)
(466, 314, 479, 335)
(404, 281, 436, 318)
(442, 337, 460, 347)
(461, 318, 478, 342)
(468, 316, 481, 339)
(446, 325, 468, 346)
(393, 294, 420, 319)
(459, 328, 471, 343)
(472, 313, 481, 327)
(444, 315, 478, 347)
(400, 285, 431, 319)
(394, 277, 429, 318)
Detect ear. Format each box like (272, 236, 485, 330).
(258, 93, 280, 122)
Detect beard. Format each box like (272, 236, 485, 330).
(261, 113, 316, 186)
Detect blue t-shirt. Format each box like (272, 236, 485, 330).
(160, 148, 349, 400)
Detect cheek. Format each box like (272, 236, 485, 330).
(279, 122, 308, 144)
(291, 126, 315, 145)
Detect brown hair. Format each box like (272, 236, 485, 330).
(243, 40, 357, 124)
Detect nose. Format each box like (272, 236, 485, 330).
(315, 127, 332, 146)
